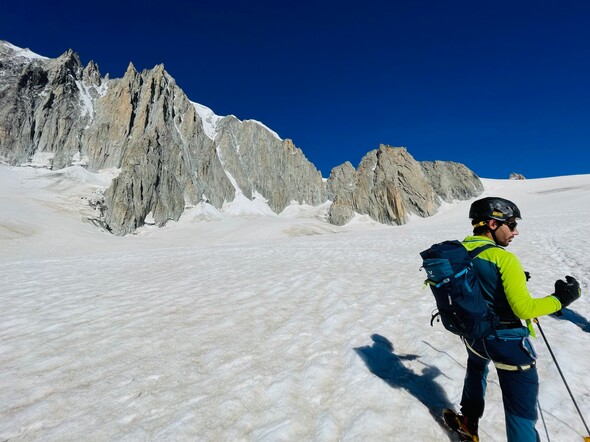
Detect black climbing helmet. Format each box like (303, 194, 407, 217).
(469, 197, 521, 223)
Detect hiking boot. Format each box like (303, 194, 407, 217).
(443, 408, 479, 441)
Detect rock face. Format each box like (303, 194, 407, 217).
(0, 41, 483, 234)
(0, 46, 96, 169)
(0, 41, 326, 235)
(421, 160, 484, 201)
(326, 146, 483, 226)
(213, 117, 326, 214)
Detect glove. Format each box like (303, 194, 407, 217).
(553, 275, 581, 309)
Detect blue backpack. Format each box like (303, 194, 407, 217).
(420, 240, 499, 340)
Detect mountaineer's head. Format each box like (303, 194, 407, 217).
(469, 197, 521, 247)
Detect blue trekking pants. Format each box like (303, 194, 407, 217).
(460, 327, 541, 442)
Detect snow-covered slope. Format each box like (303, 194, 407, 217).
(1, 165, 589, 441)
(0, 40, 47, 60)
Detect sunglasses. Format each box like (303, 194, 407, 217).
(503, 220, 518, 231)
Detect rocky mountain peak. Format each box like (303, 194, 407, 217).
(0, 41, 483, 235)
(82, 60, 102, 86)
(327, 145, 482, 226)
(124, 62, 138, 76)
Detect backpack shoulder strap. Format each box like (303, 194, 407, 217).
(467, 243, 498, 259)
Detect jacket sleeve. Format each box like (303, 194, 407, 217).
(497, 251, 562, 319)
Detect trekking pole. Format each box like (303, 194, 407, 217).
(534, 318, 590, 441)
(538, 400, 551, 442)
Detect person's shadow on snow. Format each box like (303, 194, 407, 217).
(552, 308, 590, 333)
(355, 334, 453, 438)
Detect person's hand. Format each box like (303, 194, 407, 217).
(553, 275, 581, 309)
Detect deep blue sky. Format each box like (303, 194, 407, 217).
(3, 1, 589, 178)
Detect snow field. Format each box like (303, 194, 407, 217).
(1, 166, 590, 441)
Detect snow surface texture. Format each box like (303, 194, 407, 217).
(1, 165, 590, 441)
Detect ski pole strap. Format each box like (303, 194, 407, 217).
(464, 339, 536, 372)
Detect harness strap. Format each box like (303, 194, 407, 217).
(464, 339, 536, 372)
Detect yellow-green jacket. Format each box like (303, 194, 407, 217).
(462, 236, 562, 335)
